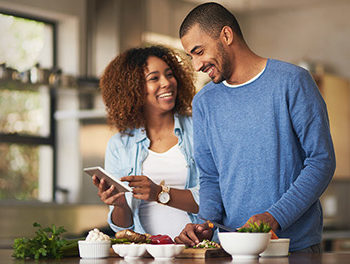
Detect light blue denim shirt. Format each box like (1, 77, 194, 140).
(105, 114, 200, 234)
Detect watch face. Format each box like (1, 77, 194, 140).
(159, 192, 170, 204)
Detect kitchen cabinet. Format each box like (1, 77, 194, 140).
(315, 73, 350, 179)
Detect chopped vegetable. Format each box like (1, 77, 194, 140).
(12, 222, 80, 260)
(270, 230, 279, 239)
(206, 220, 214, 229)
(149, 234, 174, 244)
(193, 239, 220, 248)
(237, 221, 272, 233)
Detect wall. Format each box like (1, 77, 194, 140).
(239, 1, 350, 79)
(90, 0, 193, 76)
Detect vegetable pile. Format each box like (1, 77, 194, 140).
(193, 239, 220, 249)
(112, 229, 174, 245)
(237, 221, 279, 239)
(12, 222, 80, 260)
(237, 221, 272, 233)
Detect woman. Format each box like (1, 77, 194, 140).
(93, 45, 199, 239)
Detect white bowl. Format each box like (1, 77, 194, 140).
(260, 238, 290, 257)
(78, 240, 111, 259)
(218, 232, 271, 260)
(145, 244, 185, 259)
(112, 244, 147, 259)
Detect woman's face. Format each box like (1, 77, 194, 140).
(143, 56, 178, 115)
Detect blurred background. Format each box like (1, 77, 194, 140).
(0, 0, 349, 252)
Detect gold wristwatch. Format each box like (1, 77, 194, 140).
(157, 180, 171, 204)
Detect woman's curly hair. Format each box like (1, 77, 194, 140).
(100, 45, 196, 134)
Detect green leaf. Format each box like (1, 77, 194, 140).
(237, 221, 271, 233)
(12, 222, 70, 259)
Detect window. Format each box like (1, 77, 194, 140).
(0, 11, 56, 201)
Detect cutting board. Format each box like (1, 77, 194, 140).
(176, 247, 230, 258)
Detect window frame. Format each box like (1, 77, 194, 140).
(0, 10, 58, 201)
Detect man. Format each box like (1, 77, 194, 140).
(174, 2, 335, 253)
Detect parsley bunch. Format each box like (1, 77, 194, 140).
(13, 222, 78, 260)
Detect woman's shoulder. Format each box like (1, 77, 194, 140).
(175, 114, 193, 140)
(176, 114, 193, 128)
(107, 129, 139, 149)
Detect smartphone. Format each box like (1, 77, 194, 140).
(84, 166, 132, 192)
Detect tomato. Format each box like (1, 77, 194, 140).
(150, 234, 174, 244)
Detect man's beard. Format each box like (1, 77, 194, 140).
(212, 42, 231, 84)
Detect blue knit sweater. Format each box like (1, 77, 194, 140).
(193, 59, 335, 251)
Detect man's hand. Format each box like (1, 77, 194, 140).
(241, 212, 280, 231)
(174, 223, 213, 247)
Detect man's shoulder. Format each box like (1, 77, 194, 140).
(267, 59, 309, 79)
(194, 81, 222, 103)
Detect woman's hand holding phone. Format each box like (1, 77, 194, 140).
(92, 175, 128, 208)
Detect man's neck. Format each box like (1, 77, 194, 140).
(226, 46, 267, 85)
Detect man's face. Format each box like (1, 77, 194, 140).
(181, 24, 232, 83)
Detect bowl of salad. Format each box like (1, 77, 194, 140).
(218, 222, 272, 260)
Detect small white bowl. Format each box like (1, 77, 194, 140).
(78, 240, 111, 259)
(112, 244, 147, 259)
(145, 244, 185, 260)
(218, 232, 271, 260)
(260, 238, 290, 257)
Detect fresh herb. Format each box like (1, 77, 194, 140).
(237, 221, 272, 233)
(12, 222, 79, 259)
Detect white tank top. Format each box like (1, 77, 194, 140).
(139, 144, 191, 239)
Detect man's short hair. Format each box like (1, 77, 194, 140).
(179, 2, 243, 39)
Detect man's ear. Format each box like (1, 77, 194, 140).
(220, 26, 234, 46)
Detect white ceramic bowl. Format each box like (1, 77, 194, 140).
(145, 244, 185, 259)
(112, 244, 147, 259)
(218, 232, 271, 260)
(78, 240, 111, 259)
(260, 238, 290, 257)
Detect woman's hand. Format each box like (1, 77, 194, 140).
(121, 175, 161, 201)
(92, 175, 128, 208)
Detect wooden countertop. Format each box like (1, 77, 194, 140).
(2, 249, 350, 264)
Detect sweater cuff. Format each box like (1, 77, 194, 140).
(267, 205, 288, 231)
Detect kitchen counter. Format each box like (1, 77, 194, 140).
(2, 249, 350, 264)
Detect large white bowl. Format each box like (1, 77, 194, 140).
(218, 232, 271, 260)
(260, 238, 290, 257)
(145, 244, 185, 259)
(78, 240, 111, 259)
(112, 244, 147, 259)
